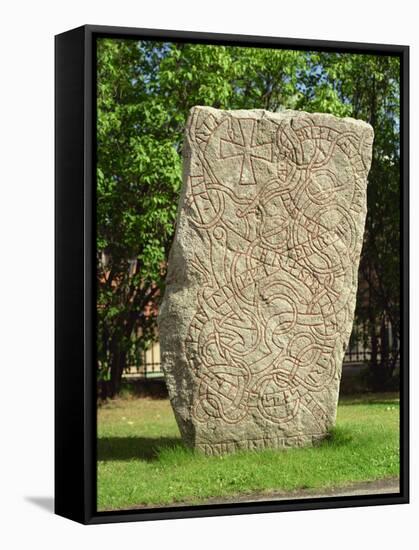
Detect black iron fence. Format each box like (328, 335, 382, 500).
(123, 340, 162, 379)
(123, 319, 400, 380)
(344, 317, 399, 365)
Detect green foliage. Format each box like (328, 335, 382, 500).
(97, 39, 401, 396)
(311, 53, 401, 386)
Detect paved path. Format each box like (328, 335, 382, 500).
(129, 477, 399, 510)
(223, 477, 400, 504)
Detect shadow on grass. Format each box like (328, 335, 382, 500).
(97, 436, 184, 461)
(98, 429, 354, 463)
(325, 427, 354, 448)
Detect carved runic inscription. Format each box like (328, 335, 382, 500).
(158, 107, 373, 455)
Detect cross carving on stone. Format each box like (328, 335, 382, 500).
(219, 118, 273, 185)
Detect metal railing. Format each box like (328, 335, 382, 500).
(123, 340, 163, 379)
(123, 319, 400, 379)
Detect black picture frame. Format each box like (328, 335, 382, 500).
(55, 24, 409, 525)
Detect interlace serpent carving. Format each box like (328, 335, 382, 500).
(180, 109, 372, 434)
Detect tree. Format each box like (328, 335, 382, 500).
(296, 52, 401, 389)
(97, 40, 182, 397)
(96, 39, 310, 397)
(97, 40, 400, 397)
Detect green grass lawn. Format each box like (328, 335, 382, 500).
(97, 393, 400, 511)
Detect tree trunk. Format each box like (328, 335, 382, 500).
(368, 293, 380, 391)
(380, 315, 389, 379)
(370, 317, 378, 380)
(100, 336, 127, 399)
(109, 347, 127, 398)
